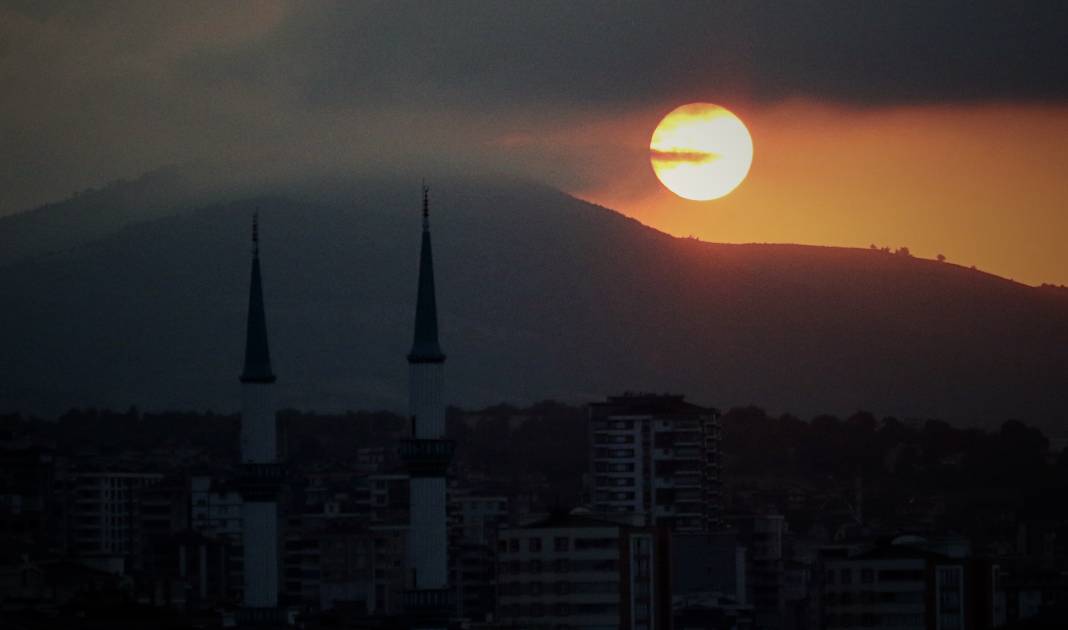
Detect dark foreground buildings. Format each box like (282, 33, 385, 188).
(3, 193, 1068, 630)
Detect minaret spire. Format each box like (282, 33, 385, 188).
(400, 184, 454, 626)
(236, 210, 282, 617)
(408, 185, 445, 364)
(241, 212, 275, 383)
(422, 181, 429, 228)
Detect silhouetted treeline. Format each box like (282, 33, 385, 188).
(446, 400, 589, 505)
(0, 408, 238, 459)
(721, 406, 1068, 544)
(722, 406, 1057, 489)
(3, 404, 1064, 509)
(0, 408, 407, 464)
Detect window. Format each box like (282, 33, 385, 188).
(862, 568, 874, 584)
(529, 537, 542, 552)
(554, 536, 569, 552)
(509, 538, 519, 553)
(594, 462, 635, 473)
(840, 568, 852, 584)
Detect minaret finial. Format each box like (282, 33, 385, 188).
(408, 181, 444, 364)
(422, 182, 430, 229)
(252, 210, 260, 256)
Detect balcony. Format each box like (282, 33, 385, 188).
(399, 439, 455, 476)
(238, 463, 284, 500)
(402, 587, 454, 612)
(235, 607, 291, 626)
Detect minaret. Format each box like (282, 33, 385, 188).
(400, 186, 454, 626)
(238, 213, 283, 616)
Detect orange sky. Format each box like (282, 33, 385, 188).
(4, 4, 1067, 289)
(544, 101, 1068, 287)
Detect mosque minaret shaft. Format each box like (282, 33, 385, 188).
(238, 213, 282, 611)
(400, 186, 454, 627)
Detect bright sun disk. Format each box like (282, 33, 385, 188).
(650, 103, 753, 201)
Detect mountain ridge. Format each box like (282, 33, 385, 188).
(1, 174, 1065, 430)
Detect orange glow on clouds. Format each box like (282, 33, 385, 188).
(563, 101, 1068, 286)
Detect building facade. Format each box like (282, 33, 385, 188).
(819, 537, 996, 630)
(589, 393, 722, 532)
(496, 512, 671, 630)
(69, 471, 163, 567)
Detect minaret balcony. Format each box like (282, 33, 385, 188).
(238, 462, 285, 499)
(402, 587, 454, 613)
(235, 606, 292, 626)
(399, 439, 455, 476)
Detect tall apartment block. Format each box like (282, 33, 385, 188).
(589, 393, 722, 532)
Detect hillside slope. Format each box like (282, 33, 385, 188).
(1, 177, 1065, 428)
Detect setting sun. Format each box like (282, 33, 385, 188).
(649, 103, 754, 201)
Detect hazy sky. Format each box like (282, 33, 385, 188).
(3, 1, 1067, 283)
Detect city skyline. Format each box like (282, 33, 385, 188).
(2, 4, 1068, 629)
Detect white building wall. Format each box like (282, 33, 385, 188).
(190, 477, 243, 538)
(410, 476, 448, 588)
(71, 472, 162, 559)
(497, 525, 623, 629)
(407, 360, 447, 594)
(590, 406, 720, 532)
(242, 500, 279, 607)
(409, 363, 444, 438)
(240, 382, 276, 463)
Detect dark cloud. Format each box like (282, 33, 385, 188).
(650, 150, 720, 165)
(1, 1, 1066, 214)
(262, 1, 1068, 107)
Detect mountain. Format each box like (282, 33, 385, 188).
(1, 174, 1066, 429)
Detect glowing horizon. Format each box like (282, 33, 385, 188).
(561, 101, 1068, 287)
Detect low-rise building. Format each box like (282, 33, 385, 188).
(496, 512, 670, 630)
(818, 536, 996, 630)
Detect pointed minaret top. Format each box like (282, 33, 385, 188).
(252, 210, 260, 254)
(408, 185, 445, 364)
(422, 182, 429, 224)
(241, 212, 276, 383)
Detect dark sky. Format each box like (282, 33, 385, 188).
(270, 1, 1068, 106)
(2, 1, 1067, 281)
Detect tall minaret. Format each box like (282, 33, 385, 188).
(238, 213, 282, 614)
(400, 186, 454, 626)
